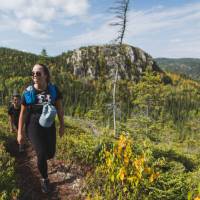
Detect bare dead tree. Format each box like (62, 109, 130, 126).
(110, 0, 130, 45)
(110, 0, 130, 136)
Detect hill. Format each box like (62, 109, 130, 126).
(1, 47, 199, 81)
(55, 44, 162, 80)
(155, 58, 200, 80)
(0, 44, 165, 109)
(0, 44, 162, 79)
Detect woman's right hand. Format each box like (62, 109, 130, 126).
(17, 132, 24, 144)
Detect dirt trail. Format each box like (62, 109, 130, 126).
(8, 139, 85, 200)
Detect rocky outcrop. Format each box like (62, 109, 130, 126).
(64, 44, 162, 81)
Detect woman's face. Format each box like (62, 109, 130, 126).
(32, 64, 47, 85)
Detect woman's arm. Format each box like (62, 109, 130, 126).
(55, 99, 64, 137)
(17, 104, 26, 144)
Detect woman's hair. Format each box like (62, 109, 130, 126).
(36, 63, 50, 83)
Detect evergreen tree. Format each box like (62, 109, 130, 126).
(40, 48, 48, 57)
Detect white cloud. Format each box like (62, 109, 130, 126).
(14, 6, 56, 21)
(59, 19, 117, 48)
(126, 2, 200, 37)
(62, 0, 89, 16)
(0, 0, 90, 37)
(126, 3, 200, 57)
(60, 2, 200, 58)
(169, 38, 182, 43)
(61, 13, 107, 28)
(63, 19, 78, 27)
(0, 0, 26, 10)
(0, 39, 16, 44)
(1, 1, 200, 57)
(0, 14, 16, 30)
(18, 19, 49, 38)
(0, 0, 89, 19)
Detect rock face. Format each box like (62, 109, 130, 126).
(65, 44, 162, 81)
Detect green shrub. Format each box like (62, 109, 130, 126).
(0, 143, 19, 200)
(57, 133, 105, 165)
(85, 134, 159, 200)
(147, 172, 189, 200)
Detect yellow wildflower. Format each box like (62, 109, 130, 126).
(117, 167, 126, 181)
(134, 156, 144, 170)
(149, 172, 160, 183)
(106, 158, 112, 167)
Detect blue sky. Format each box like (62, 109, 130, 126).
(0, 0, 200, 58)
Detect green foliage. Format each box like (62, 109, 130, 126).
(148, 172, 189, 200)
(187, 170, 200, 200)
(40, 48, 48, 57)
(57, 133, 99, 165)
(152, 148, 197, 172)
(0, 108, 19, 200)
(85, 134, 159, 200)
(0, 142, 19, 200)
(156, 58, 200, 81)
(56, 117, 113, 165)
(1, 47, 200, 200)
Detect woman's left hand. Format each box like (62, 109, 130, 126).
(59, 125, 64, 137)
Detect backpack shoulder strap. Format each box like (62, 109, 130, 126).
(23, 85, 36, 105)
(48, 83, 57, 103)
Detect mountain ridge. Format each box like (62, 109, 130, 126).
(0, 44, 162, 81)
(155, 57, 200, 80)
(1, 45, 199, 81)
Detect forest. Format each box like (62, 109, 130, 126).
(0, 45, 200, 200)
(156, 58, 200, 81)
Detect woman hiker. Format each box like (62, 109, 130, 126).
(17, 63, 64, 193)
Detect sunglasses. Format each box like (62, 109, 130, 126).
(31, 71, 42, 77)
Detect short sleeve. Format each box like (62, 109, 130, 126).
(21, 93, 27, 106)
(8, 106, 13, 115)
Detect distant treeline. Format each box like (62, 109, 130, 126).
(156, 58, 200, 81)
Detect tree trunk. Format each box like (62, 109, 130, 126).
(113, 66, 118, 136)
